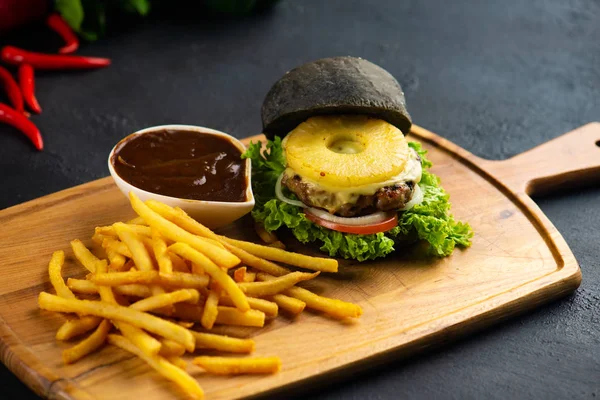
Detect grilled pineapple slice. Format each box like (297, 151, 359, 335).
(282, 115, 409, 188)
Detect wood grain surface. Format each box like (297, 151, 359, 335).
(1, 123, 598, 399)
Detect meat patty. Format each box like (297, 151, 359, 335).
(282, 173, 416, 217)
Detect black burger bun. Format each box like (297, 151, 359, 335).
(261, 56, 412, 139)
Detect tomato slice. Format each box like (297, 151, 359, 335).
(304, 210, 398, 235)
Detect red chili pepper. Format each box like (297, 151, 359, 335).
(1, 46, 111, 70)
(0, 65, 25, 114)
(46, 13, 79, 54)
(18, 64, 42, 114)
(0, 103, 43, 150)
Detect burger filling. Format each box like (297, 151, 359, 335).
(281, 147, 423, 217)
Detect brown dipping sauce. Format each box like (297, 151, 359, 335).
(111, 129, 247, 202)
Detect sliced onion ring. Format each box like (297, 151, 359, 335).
(305, 207, 394, 226)
(399, 184, 424, 211)
(275, 172, 305, 207)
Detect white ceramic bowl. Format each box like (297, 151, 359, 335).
(108, 124, 255, 229)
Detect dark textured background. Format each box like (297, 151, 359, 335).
(1, 0, 599, 398)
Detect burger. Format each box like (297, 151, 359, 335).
(243, 56, 472, 261)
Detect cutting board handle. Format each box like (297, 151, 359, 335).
(481, 122, 600, 196)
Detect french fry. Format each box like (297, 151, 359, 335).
(145, 201, 289, 276)
(191, 263, 205, 276)
(90, 270, 159, 286)
(148, 220, 225, 249)
(197, 236, 226, 250)
(238, 272, 320, 297)
(159, 339, 186, 358)
(140, 235, 156, 257)
(108, 334, 204, 400)
(219, 296, 278, 318)
(129, 224, 153, 235)
(167, 356, 188, 371)
(145, 200, 215, 238)
(168, 243, 249, 312)
(151, 230, 173, 275)
(201, 290, 219, 330)
(114, 284, 152, 298)
(245, 271, 257, 282)
(267, 241, 286, 250)
(94, 254, 117, 303)
(38, 292, 195, 352)
(128, 192, 240, 269)
(193, 356, 281, 375)
(177, 321, 195, 329)
(271, 294, 306, 315)
(84, 272, 167, 306)
(139, 208, 225, 249)
(169, 253, 189, 273)
(95, 226, 117, 237)
(147, 285, 172, 314)
(214, 307, 265, 327)
(70, 239, 101, 273)
(126, 216, 147, 225)
(67, 279, 152, 298)
(143, 203, 227, 251)
(221, 243, 290, 276)
(118, 323, 162, 356)
(106, 247, 127, 272)
(171, 304, 204, 323)
(247, 297, 278, 318)
(67, 278, 98, 294)
(56, 316, 102, 341)
(257, 274, 362, 318)
(96, 224, 152, 237)
(113, 222, 154, 271)
(253, 221, 278, 244)
(38, 193, 371, 400)
(130, 289, 199, 312)
(287, 286, 361, 319)
(139, 199, 223, 247)
(233, 267, 245, 283)
(221, 237, 338, 273)
(191, 331, 254, 354)
(92, 232, 111, 245)
(48, 250, 76, 299)
(62, 319, 112, 364)
(105, 316, 161, 358)
(159, 272, 209, 290)
(233, 267, 253, 283)
(102, 237, 133, 259)
(95, 257, 162, 356)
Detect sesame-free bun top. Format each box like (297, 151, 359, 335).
(261, 56, 412, 139)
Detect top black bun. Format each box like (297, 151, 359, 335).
(261, 56, 412, 139)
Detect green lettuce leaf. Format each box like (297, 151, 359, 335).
(242, 137, 473, 261)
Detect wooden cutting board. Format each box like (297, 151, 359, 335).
(1, 123, 598, 400)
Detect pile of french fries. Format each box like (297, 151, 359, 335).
(38, 191, 362, 399)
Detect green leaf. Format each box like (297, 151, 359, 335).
(242, 136, 473, 260)
(55, 0, 85, 31)
(127, 0, 151, 15)
(78, 30, 98, 41)
(78, 0, 106, 41)
(241, 137, 286, 206)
